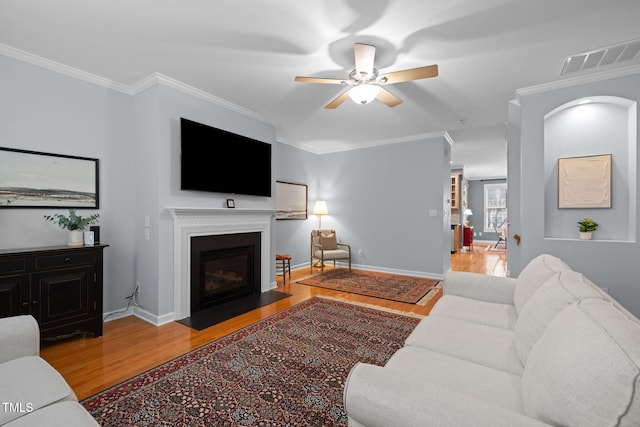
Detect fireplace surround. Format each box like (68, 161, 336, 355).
(168, 208, 274, 320)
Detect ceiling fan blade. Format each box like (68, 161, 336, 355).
(379, 64, 439, 84)
(376, 87, 403, 107)
(354, 43, 376, 76)
(294, 76, 346, 84)
(325, 90, 351, 109)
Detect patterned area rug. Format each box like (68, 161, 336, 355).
(486, 243, 507, 252)
(296, 269, 441, 304)
(82, 297, 420, 426)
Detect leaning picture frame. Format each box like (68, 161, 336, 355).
(276, 181, 308, 220)
(558, 154, 611, 209)
(0, 146, 99, 208)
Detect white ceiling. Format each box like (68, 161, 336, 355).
(2, 0, 640, 180)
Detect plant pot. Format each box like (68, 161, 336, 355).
(579, 231, 592, 240)
(68, 230, 84, 247)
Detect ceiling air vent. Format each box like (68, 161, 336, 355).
(561, 38, 640, 75)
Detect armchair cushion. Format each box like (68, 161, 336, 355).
(319, 232, 338, 250)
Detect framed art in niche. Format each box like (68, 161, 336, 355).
(558, 154, 611, 209)
(275, 181, 308, 220)
(0, 146, 99, 208)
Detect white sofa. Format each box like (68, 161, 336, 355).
(344, 254, 640, 426)
(0, 315, 98, 426)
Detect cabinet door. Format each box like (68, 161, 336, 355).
(0, 275, 30, 318)
(451, 174, 460, 211)
(31, 266, 96, 331)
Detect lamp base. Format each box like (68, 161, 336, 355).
(313, 261, 325, 268)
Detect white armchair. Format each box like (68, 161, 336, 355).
(310, 229, 351, 274)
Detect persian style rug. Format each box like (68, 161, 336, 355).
(81, 297, 420, 426)
(486, 243, 507, 252)
(296, 269, 441, 304)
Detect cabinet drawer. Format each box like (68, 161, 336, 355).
(35, 252, 96, 270)
(0, 258, 26, 274)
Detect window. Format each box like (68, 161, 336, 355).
(484, 183, 507, 233)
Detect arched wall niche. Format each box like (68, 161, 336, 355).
(543, 95, 637, 241)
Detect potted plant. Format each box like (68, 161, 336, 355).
(577, 217, 598, 240)
(44, 209, 100, 246)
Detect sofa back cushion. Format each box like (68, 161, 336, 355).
(513, 271, 603, 364)
(522, 299, 640, 427)
(514, 254, 572, 314)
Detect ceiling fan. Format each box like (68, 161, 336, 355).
(294, 43, 438, 109)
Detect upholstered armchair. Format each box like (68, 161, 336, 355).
(310, 229, 351, 273)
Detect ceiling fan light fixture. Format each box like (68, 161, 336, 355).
(349, 84, 379, 104)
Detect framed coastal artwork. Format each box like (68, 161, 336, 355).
(558, 154, 611, 209)
(0, 147, 99, 208)
(275, 181, 307, 220)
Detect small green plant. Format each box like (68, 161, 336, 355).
(577, 217, 598, 232)
(44, 209, 100, 231)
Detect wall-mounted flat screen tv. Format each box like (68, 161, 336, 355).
(180, 118, 272, 197)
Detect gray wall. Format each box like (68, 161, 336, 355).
(466, 178, 507, 241)
(1, 53, 454, 324)
(274, 142, 319, 271)
(0, 55, 137, 315)
(508, 70, 640, 317)
(313, 138, 451, 277)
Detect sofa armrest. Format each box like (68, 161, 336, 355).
(444, 271, 516, 304)
(344, 363, 551, 427)
(0, 315, 40, 363)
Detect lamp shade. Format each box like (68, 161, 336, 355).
(348, 84, 379, 104)
(464, 208, 473, 216)
(313, 200, 328, 216)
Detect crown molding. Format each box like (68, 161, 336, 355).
(0, 43, 270, 124)
(130, 73, 268, 123)
(278, 130, 451, 155)
(0, 43, 132, 94)
(517, 63, 640, 98)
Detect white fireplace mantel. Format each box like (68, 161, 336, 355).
(167, 208, 275, 320)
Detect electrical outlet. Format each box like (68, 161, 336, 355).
(358, 249, 364, 257)
(144, 228, 150, 240)
(136, 280, 141, 293)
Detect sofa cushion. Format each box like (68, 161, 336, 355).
(4, 401, 99, 427)
(514, 270, 603, 365)
(513, 254, 572, 314)
(405, 315, 523, 375)
(384, 346, 525, 414)
(522, 299, 640, 427)
(0, 356, 75, 425)
(430, 294, 518, 330)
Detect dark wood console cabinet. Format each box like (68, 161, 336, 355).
(0, 244, 108, 342)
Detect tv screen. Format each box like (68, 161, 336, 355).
(180, 118, 272, 197)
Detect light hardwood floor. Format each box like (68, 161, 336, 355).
(40, 243, 506, 401)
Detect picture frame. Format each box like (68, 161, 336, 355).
(276, 181, 308, 220)
(558, 154, 611, 209)
(0, 146, 99, 208)
(226, 199, 235, 208)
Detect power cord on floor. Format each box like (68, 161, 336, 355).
(103, 283, 140, 322)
